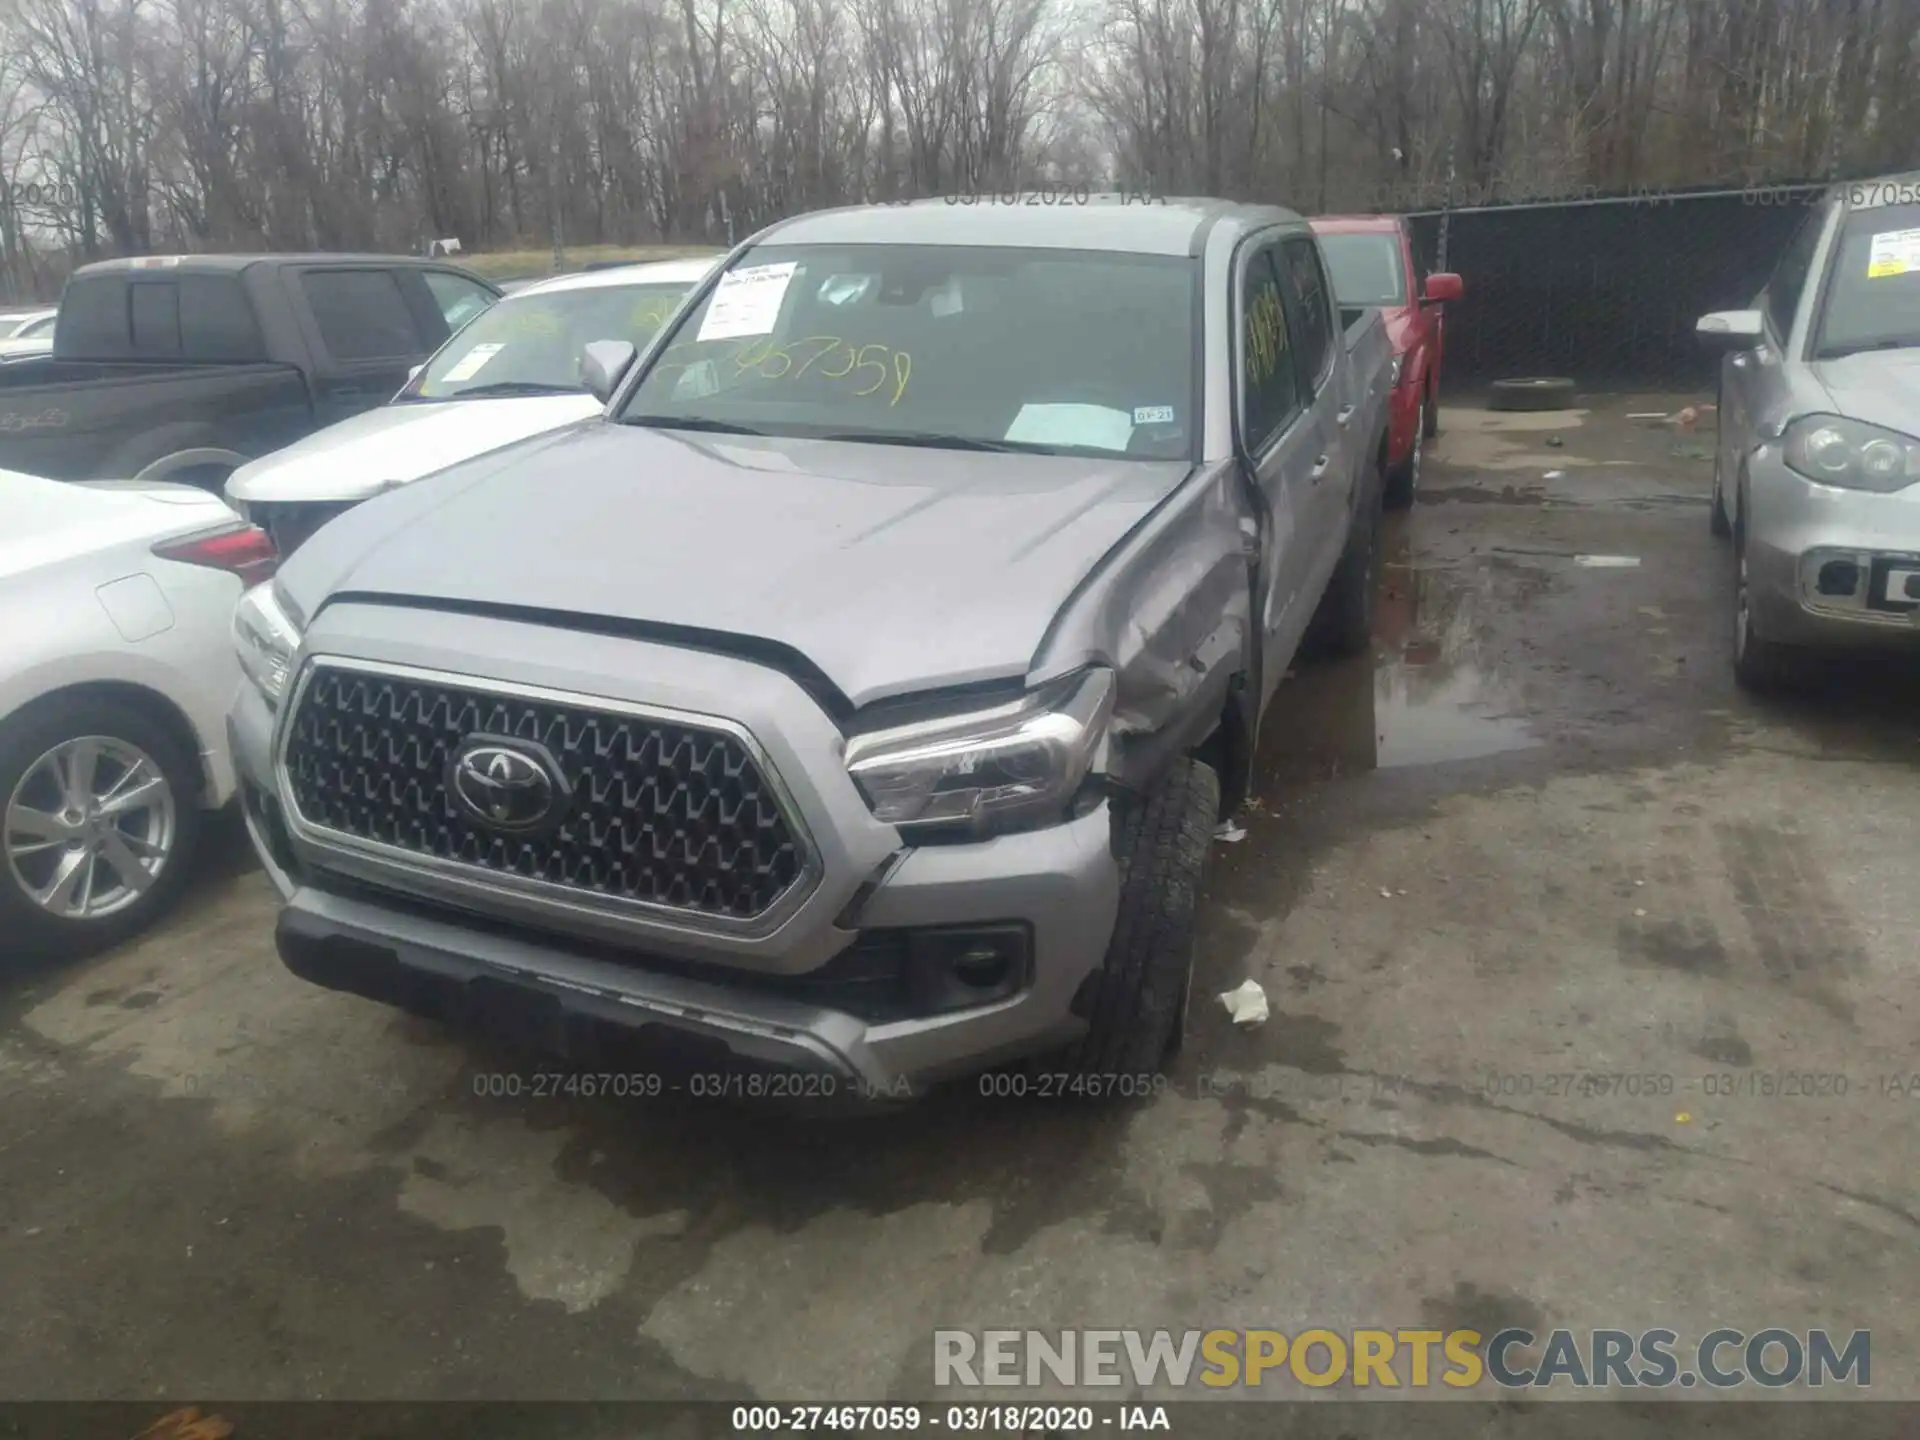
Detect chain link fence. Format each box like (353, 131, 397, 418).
(1403, 183, 1827, 392)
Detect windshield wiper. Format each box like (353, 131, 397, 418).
(1816, 338, 1920, 359)
(622, 414, 771, 436)
(442, 380, 583, 398)
(818, 430, 1025, 453)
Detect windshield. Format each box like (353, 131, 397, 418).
(1317, 233, 1407, 307)
(406, 280, 698, 400)
(617, 244, 1197, 459)
(1814, 203, 1920, 357)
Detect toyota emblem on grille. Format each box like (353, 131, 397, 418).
(446, 736, 570, 833)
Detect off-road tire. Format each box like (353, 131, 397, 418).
(0, 694, 204, 963)
(1488, 376, 1577, 412)
(1064, 757, 1220, 1079)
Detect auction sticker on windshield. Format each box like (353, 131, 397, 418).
(699, 262, 798, 341)
(441, 342, 505, 382)
(1867, 228, 1920, 278)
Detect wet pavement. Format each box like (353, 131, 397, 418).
(4, 393, 1920, 1413)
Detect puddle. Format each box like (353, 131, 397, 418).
(1253, 528, 1543, 783)
(1374, 661, 1537, 769)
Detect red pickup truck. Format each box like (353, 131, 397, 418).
(1310, 215, 1463, 506)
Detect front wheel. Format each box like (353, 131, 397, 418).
(1732, 526, 1801, 692)
(1063, 757, 1220, 1078)
(1384, 399, 1424, 510)
(0, 695, 204, 963)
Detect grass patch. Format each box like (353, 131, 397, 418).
(460, 243, 723, 281)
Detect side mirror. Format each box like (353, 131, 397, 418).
(1423, 272, 1464, 304)
(580, 339, 637, 404)
(406, 363, 424, 383)
(1695, 310, 1764, 350)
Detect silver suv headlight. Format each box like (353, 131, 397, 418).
(1782, 414, 1920, 492)
(233, 582, 305, 707)
(844, 669, 1115, 838)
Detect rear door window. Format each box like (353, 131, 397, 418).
(300, 269, 426, 360)
(181, 274, 267, 360)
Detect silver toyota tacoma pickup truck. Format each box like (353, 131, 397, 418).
(229, 198, 1393, 1094)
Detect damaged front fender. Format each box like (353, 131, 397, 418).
(1028, 457, 1257, 802)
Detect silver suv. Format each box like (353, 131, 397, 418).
(229, 198, 1393, 1095)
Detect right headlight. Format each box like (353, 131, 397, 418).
(844, 668, 1115, 839)
(1781, 414, 1920, 492)
(233, 582, 305, 708)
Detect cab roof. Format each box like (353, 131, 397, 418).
(1310, 215, 1406, 234)
(755, 196, 1307, 256)
(70, 253, 490, 277)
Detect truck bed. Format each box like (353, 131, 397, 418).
(0, 361, 312, 482)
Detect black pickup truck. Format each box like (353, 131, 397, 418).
(0, 254, 501, 487)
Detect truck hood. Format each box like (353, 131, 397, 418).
(282, 422, 1195, 707)
(1805, 351, 1920, 435)
(225, 393, 603, 505)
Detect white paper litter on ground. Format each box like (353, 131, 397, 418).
(1214, 820, 1247, 843)
(1219, 979, 1269, 1027)
(1575, 555, 1642, 568)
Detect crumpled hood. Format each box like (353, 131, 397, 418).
(225, 394, 603, 505)
(1805, 351, 1920, 437)
(281, 422, 1195, 707)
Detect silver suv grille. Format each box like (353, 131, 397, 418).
(282, 664, 808, 922)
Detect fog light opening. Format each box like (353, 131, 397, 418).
(950, 942, 1014, 989)
(1816, 559, 1862, 597)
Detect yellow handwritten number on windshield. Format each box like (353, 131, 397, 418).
(649, 335, 912, 405)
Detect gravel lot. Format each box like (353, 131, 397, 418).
(5, 393, 1918, 1420)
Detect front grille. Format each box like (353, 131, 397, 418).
(283, 665, 806, 922)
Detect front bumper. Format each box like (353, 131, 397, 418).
(1743, 447, 1920, 651)
(229, 603, 1123, 1090)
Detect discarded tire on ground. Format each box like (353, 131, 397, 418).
(1488, 376, 1577, 411)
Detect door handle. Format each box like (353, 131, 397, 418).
(1336, 405, 1354, 427)
(1310, 455, 1332, 481)
(1729, 355, 1749, 370)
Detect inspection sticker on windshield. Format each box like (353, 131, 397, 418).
(698, 261, 798, 340)
(1133, 405, 1176, 425)
(1866, 229, 1920, 278)
(440, 342, 504, 382)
